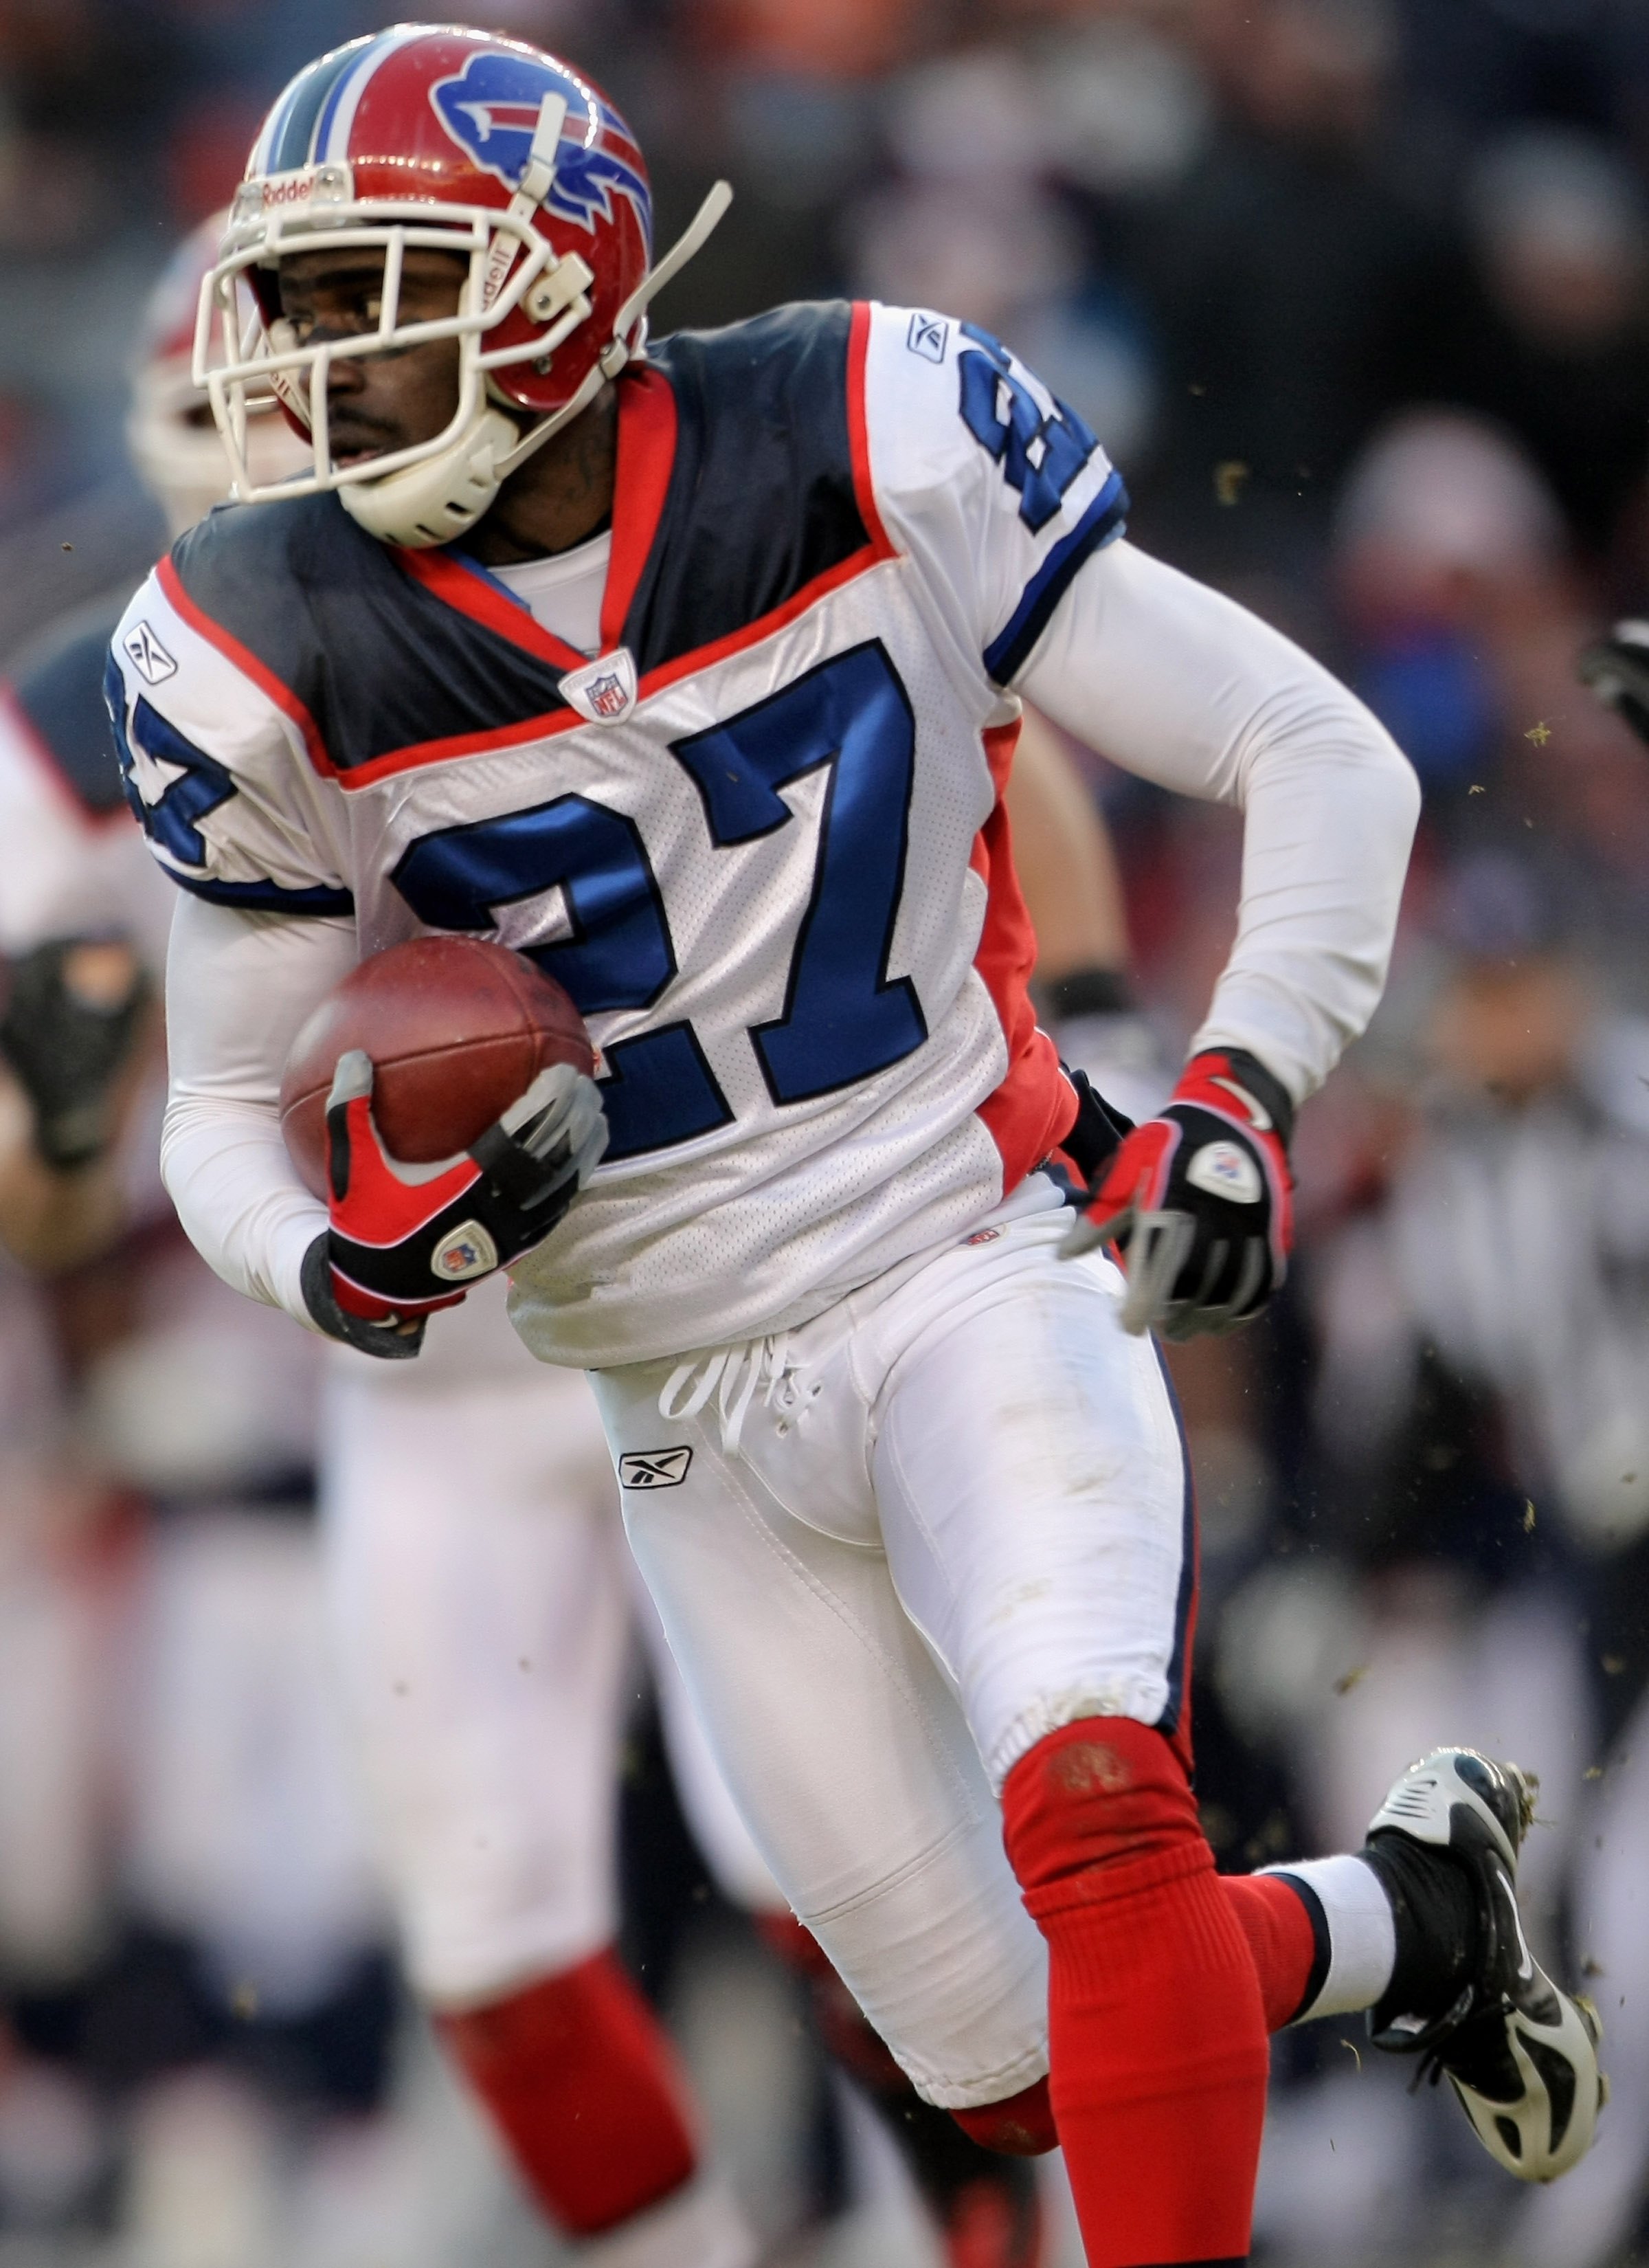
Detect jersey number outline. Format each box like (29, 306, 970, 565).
(104, 653, 236, 866)
(957, 324, 1097, 535)
(391, 640, 926, 1163)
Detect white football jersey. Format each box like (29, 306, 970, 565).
(110, 302, 1128, 1367)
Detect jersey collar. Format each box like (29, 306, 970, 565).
(388, 364, 678, 678)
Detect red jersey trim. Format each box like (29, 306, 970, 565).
(614, 302, 901, 702)
(157, 557, 337, 780)
(846, 299, 895, 559)
(390, 366, 681, 679)
(392, 546, 588, 675)
(971, 718, 1079, 1189)
(329, 702, 588, 790)
(603, 364, 677, 651)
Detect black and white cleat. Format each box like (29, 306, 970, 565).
(1365, 1747, 1605, 2183)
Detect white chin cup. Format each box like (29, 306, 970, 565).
(338, 403, 521, 549)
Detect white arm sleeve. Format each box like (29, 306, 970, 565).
(1020, 538, 1420, 1103)
(161, 892, 355, 1326)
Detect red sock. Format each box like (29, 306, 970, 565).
(1002, 1718, 1269, 2268)
(434, 1948, 697, 2237)
(1220, 1874, 1321, 2032)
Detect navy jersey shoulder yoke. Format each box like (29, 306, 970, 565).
(170, 495, 572, 773)
(627, 300, 868, 662)
(168, 301, 869, 774)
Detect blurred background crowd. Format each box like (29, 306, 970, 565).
(2, 0, 1649, 2263)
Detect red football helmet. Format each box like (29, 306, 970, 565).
(194, 24, 729, 547)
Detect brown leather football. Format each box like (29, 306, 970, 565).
(279, 936, 594, 1199)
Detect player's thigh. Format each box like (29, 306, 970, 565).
(590, 1361, 1049, 2109)
(871, 1228, 1191, 1792)
(638, 1583, 787, 1915)
(319, 1362, 633, 2003)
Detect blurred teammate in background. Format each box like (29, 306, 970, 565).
(0, 220, 309, 1276)
(0, 225, 385, 2259)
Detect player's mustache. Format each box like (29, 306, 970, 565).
(324, 403, 405, 456)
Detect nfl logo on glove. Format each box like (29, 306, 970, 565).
(433, 1222, 500, 1282)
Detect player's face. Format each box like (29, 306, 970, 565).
(274, 247, 473, 465)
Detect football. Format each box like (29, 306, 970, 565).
(279, 936, 594, 1200)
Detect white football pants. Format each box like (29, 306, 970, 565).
(590, 1177, 1194, 2108)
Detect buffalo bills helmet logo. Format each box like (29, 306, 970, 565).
(430, 54, 651, 244)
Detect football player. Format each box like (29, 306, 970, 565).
(115, 30, 1604, 2266)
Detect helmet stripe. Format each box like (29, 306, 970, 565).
(264, 38, 373, 175)
(315, 23, 430, 165)
(251, 71, 306, 176)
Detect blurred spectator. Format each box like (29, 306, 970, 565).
(1125, 0, 1466, 582)
(849, 46, 1158, 472)
(1392, 0, 1649, 179)
(0, 0, 187, 248)
(1030, 13, 1210, 201)
(1329, 401, 1649, 1014)
(1311, 853, 1649, 1586)
(1438, 127, 1649, 566)
(1332, 408, 1571, 801)
(697, 0, 928, 80)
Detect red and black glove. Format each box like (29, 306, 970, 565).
(301, 1048, 607, 1359)
(1059, 1046, 1294, 1340)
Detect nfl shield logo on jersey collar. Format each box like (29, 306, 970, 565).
(560, 646, 638, 726)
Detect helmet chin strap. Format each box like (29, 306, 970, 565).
(341, 178, 733, 553)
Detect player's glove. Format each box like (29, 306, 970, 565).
(1059, 1045, 1294, 1340)
(300, 1048, 607, 1359)
(0, 937, 151, 1168)
(1577, 619, 1649, 746)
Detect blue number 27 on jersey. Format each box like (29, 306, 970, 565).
(392, 641, 928, 1162)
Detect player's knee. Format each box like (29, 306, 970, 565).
(950, 2076, 1059, 2156)
(1000, 1715, 1205, 1904)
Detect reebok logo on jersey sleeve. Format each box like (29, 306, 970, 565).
(122, 621, 178, 685)
(906, 312, 950, 364)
